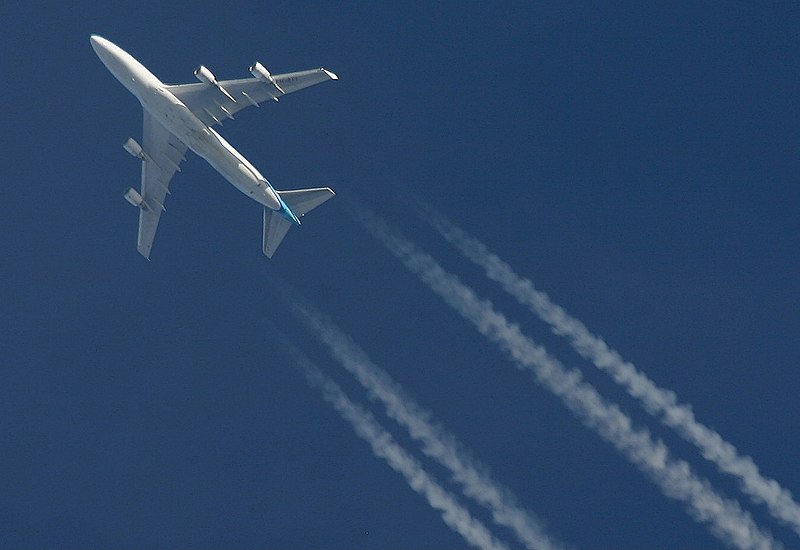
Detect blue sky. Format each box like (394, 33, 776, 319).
(3, 2, 799, 548)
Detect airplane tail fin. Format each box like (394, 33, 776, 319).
(262, 187, 335, 258)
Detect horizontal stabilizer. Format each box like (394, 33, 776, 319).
(263, 186, 335, 258)
(263, 208, 293, 258)
(278, 187, 335, 217)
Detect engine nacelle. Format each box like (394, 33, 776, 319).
(250, 62, 285, 94)
(194, 65, 217, 85)
(124, 188, 145, 209)
(250, 61, 272, 81)
(194, 64, 236, 103)
(123, 138, 144, 159)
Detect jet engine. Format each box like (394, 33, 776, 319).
(124, 188, 145, 209)
(194, 65, 236, 102)
(250, 62, 285, 94)
(194, 65, 217, 85)
(123, 138, 145, 160)
(249, 62, 271, 82)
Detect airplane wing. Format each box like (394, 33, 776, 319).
(135, 113, 188, 258)
(166, 67, 338, 127)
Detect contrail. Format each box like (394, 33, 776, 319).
(422, 205, 800, 538)
(276, 289, 565, 550)
(352, 205, 779, 550)
(289, 348, 512, 550)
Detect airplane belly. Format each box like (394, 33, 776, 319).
(146, 92, 280, 210)
(196, 143, 279, 209)
(158, 104, 207, 152)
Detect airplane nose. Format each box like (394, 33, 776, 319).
(90, 34, 111, 58)
(90, 35, 124, 76)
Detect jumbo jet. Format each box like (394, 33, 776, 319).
(90, 35, 337, 259)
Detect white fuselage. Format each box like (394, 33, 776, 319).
(91, 36, 281, 211)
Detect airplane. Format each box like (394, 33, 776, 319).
(90, 35, 338, 259)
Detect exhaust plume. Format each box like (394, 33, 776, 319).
(291, 350, 511, 550)
(352, 205, 779, 550)
(423, 205, 800, 537)
(277, 290, 564, 550)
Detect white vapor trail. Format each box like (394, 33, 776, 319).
(423, 206, 800, 537)
(353, 206, 779, 550)
(292, 352, 511, 550)
(282, 295, 564, 550)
